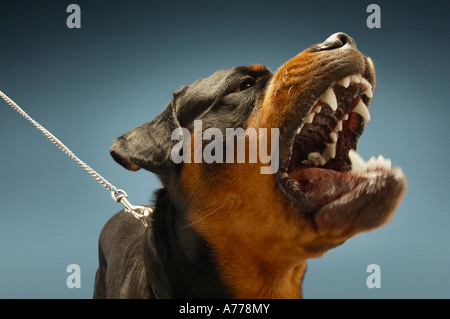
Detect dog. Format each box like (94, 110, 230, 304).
(93, 33, 407, 299)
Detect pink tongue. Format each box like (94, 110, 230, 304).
(288, 167, 362, 203)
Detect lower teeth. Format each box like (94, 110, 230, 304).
(301, 149, 392, 174)
(348, 149, 391, 175)
(296, 74, 377, 170)
(305, 152, 327, 166)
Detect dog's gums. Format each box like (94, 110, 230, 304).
(277, 72, 378, 207)
(295, 74, 372, 168)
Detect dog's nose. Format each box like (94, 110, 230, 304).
(316, 32, 357, 51)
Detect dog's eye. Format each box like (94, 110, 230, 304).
(237, 78, 256, 92)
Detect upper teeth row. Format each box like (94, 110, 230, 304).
(338, 74, 373, 97)
(298, 74, 373, 167)
(301, 113, 346, 166)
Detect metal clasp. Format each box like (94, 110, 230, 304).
(110, 189, 152, 227)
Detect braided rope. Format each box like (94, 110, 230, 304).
(1, 90, 153, 227)
(0, 90, 118, 194)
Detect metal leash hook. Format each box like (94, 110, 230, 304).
(110, 189, 152, 227)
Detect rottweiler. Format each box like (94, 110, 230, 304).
(93, 33, 407, 299)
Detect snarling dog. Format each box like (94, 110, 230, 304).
(94, 33, 407, 298)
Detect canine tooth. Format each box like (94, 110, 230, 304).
(329, 131, 338, 143)
(343, 114, 349, 121)
(304, 112, 315, 124)
(349, 149, 365, 174)
(321, 88, 337, 111)
(339, 76, 351, 88)
(296, 125, 303, 135)
(352, 100, 371, 122)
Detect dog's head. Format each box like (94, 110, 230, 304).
(110, 64, 272, 174)
(110, 33, 407, 297)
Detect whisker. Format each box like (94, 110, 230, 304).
(288, 85, 295, 95)
(181, 197, 239, 229)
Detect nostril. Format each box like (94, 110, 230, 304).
(338, 33, 348, 45)
(316, 32, 357, 51)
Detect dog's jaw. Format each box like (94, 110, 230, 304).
(254, 37, 407, 238)
(181, 34, 407, 298)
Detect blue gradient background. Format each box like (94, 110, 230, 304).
(0, 0, 449, 298)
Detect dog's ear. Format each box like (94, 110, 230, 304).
(110, 101, 181, 175)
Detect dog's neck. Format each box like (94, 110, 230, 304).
(144, 188, 306, 299)
(213, 251, 307, 299)
(144, 188, 233, 298)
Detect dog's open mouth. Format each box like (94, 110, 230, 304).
(277, 72, 405, 223)
(288, 74, 373, 171)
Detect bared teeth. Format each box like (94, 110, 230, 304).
(302, 114, 348, 166)
(304, 112, 315, 124)
(296, 74, 374, 167)
(352, 99, 371, 122)
(338, 74, 373, 97)
(303, 104, 323, 124)
(323, 142, 337, 160)
(363, 87, 373, 98)
(351, 75, 361, 83)
(348, 149, 366, 174)
(349, 149, 392, 175)
(329, 131, 338, 143)
(305, 152, 327, 166)
(321, 87, 338, 111)
(338, 76, 350, 88)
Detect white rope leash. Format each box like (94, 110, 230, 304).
(0, 90, 151, 227)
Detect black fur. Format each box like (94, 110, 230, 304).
(94, 189, 232, 298)
(94, 66, 272, 298)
